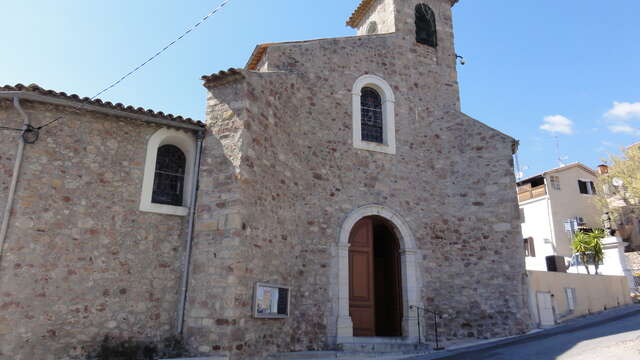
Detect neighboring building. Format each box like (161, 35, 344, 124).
(0, 1, 533, 359)
(517, 163, 601, 271)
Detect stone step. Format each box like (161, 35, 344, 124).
(338, 342, 431, 353)
(267, 350, 430, 360)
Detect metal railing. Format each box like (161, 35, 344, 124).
(410, 305, 444, 351)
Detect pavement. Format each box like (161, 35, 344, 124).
(409, 304, 640, 360)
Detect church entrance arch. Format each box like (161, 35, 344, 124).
(336, 205, 420, 343)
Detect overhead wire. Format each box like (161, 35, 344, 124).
(90, 0, 232, 100)
(1, 0, 232, 136)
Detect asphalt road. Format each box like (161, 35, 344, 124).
(425, 312, 640, 360)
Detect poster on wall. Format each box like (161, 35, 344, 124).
(254, 283, 290, 318)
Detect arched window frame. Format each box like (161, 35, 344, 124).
(415, 3, 438, 48)
(352, 74, 396, 154)
(140, 128, 196, 216)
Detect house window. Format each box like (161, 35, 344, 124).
(152, 145, 186, 206)
(415, 3, 437, 47)
(549, 176, 561, 191)
(565, 288, 576, 311)
(524, 237, 536, 257)
(578, 180, 596, 195)
(360, 87, 383, 143)
(140, 128, 196, 216)
(352, 75, 396, 154)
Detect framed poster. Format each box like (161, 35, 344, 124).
(254, 282, 290, 318)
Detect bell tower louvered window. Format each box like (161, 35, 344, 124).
(415, 3, 437, 47)
(360, 87, 384, 143)
(152, 145, 186, 206)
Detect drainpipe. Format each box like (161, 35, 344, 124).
(177, 130, 205, 335)
(0, 97, 30, 263)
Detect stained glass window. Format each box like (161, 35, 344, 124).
(361, 87, 384, 143)
(152, 145, 186, 206)
(415, 3, 437, 47)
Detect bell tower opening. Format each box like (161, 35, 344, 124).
(348, 216, 403, 337)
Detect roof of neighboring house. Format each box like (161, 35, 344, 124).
(346, 0, 459, 28)
(0, 83, 204, 129)
(518, 162, 596, 184)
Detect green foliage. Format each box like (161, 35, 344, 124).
(86, 335, 191, 360)
(595, 145, 640, 214)
(572, 230, 605, 275)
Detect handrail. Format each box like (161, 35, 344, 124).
(410, 305, 444, 351)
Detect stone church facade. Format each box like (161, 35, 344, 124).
(0, 1, 530, 359)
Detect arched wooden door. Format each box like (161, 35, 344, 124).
(349, 217, 403, 337)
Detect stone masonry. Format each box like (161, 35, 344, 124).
(0, 98, 195, 360)
(0, 1, 532, 359)
(187, 0, 531, 358)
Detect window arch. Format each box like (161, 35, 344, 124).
(140, 128, 196, 216)
(415, 3, 437, 47)
(360, 87, 383, 143)
(352, 75, 396, 154)
(366, 21, 378, 35)
(152, 145, 186, 206)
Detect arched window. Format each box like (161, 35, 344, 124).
(360, 87, 384, 143)
(140, 128, 196, 216)
(352, 75, 396, 154)
(366, 21, 378, 35)
(415, 3, 437, 47)
(152, 145, 186, 206)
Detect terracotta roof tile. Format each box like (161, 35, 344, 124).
(347, 0, 459, 28)
(0, 83, 204, 127)
(346, 0, 376, 28)
(201, 68, 245, 87)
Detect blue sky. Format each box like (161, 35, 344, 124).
(2, 1, 639, 177)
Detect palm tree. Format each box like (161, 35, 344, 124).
(572, 231, 592, 274)
(589, 229, 605, 275)
(572, 230, 606, 275)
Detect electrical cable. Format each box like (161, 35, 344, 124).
(90, 0, 232, 100)
(2, 0, 231, 138)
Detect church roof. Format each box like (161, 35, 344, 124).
(0, 83, 204, 129)
(201, 68, 245, 87)
(346, 0, 459, 28)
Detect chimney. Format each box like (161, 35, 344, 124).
(597, 164, 609, 175)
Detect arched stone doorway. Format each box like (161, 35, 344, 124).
(335, 205, 420, 344)
(349, 216, 403, 337)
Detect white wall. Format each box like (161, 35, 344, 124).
(521, 196, 556, 271)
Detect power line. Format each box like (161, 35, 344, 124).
(2, 0, 231, 136)
(91, 0, 232, 100)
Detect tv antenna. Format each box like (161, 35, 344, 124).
(555, 136, 569, 166)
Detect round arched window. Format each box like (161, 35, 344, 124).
(152, 145, 186, 206)
(366, 21, 378, 35)
(360, 87, 383, 143)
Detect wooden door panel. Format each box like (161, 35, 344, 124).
(350, 306, 375, 336)
(349, 251, 372, 300)
(349, 218, 375, 337)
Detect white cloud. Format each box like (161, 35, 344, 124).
(605, 101, 640, 120)
(540, 115, 573, 135)
(608, 124, 640, 136)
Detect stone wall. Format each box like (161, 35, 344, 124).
(192, 6, 531, 357)
(0, 100, 188, 360)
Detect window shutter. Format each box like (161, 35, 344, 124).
(578, 180, 588, 194)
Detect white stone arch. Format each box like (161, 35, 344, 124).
(335, 204, 420, 343)
(139, 127, 196, 216)
(352, 74, 396, 154)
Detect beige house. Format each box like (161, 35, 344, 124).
(517, 163, 601, 271)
